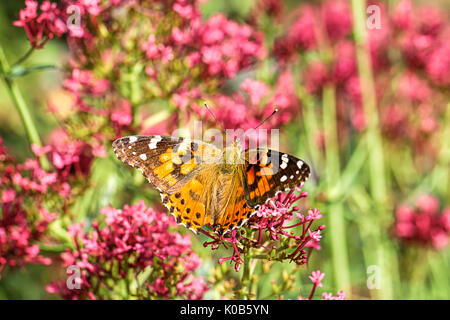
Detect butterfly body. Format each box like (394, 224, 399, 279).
(112, 135, 310, 234)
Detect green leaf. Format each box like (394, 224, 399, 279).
(6, 64, 56, 79)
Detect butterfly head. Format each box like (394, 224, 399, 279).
(223, 140, 243, 164)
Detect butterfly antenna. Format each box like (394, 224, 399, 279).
(204, 102, 225, 132)
(254, 108, 278, 130)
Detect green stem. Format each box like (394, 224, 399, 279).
(0, 44, 49, 170)
(430, 102, 450, 196)
(328, 137, 368, 201)
(13, 46, 35, 66)
(321, 83, 351, 296)
(240, 253, 258, 299)
(299, 91, 322, 171)
(351, 0, 396, 299)
(351, 0, 386, 202)
(240, 255, 251, 299)
(327, 203, 351, 294)
(322, 85, 340, 185)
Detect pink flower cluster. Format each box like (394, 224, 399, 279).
(32, 128, 98, 180)
(46, 201, 208, 299)
(0, 138, 58, 277)
(394, 195, 450, 249)
(13, 0, 67, 48)
(187, 13, 266, 79)
(140, 1, 265, 79)
(200, 186, 324, 272)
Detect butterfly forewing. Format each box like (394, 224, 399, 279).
(112, 135, 222, 193)
(242, 149, 310, 208)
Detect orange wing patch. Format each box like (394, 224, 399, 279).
(153, 161, 174, 179)
(247, 166, 256, 185)
(160, 178, 211, 233)
(180, 158, 198, 174)
(215, 195, 254, 234)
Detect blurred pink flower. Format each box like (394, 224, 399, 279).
(392, 0, 414, 31)
(393, 195, 450, 249)
(240, 79, 270, 106)
(322, 291, 346, 300)
(425, 42, 450, 86)
(111, 99, 133, 127)
(398, 71, 431, 103)
(332, 41, 357, 83)
(64, 69, 110, 98)
(321, 0, 352, 42)
(304, 61, 330, 94)
(273, 5, 316, 62)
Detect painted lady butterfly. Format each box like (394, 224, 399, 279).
(112, 135, 310, 234)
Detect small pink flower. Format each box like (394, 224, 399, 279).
(416, 195, 440, 215)
(309, 270, 325, 287)
(142, 35, 159, 59)
(1, 189, 16, 203)
(240, 79, 270, 106)
(306, 208, 323, 221)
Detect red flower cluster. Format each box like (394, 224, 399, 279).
(32, 128, 97, 180)
(394, 195, 450, 249)
(46, 201, 208, 299)
(13, 0, 67, 48)
(201, 186, 324, 272)
(0, 138, 58, 277)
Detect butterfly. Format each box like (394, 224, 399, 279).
(112, 135, 310, 235)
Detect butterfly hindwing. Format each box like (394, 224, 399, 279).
(160, 173, 212, 233)
(214, 183, 255, 234)
(112, 135, 222, 193)
(242, 149, 310, 208)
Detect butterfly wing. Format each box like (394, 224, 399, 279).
(242, 149, 310, 208)
(160, 169, 214, 233)
(112, 135, 222, 194)
(213, 166, 255, 234)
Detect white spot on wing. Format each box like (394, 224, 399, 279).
(140, 154, 147, 160)
(280, 175, 287, 182)
(150, 136, 162, 143)
(129, 136, 137, 143)
(149, 142, 157, 149)
(297, 160, 304, 168)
